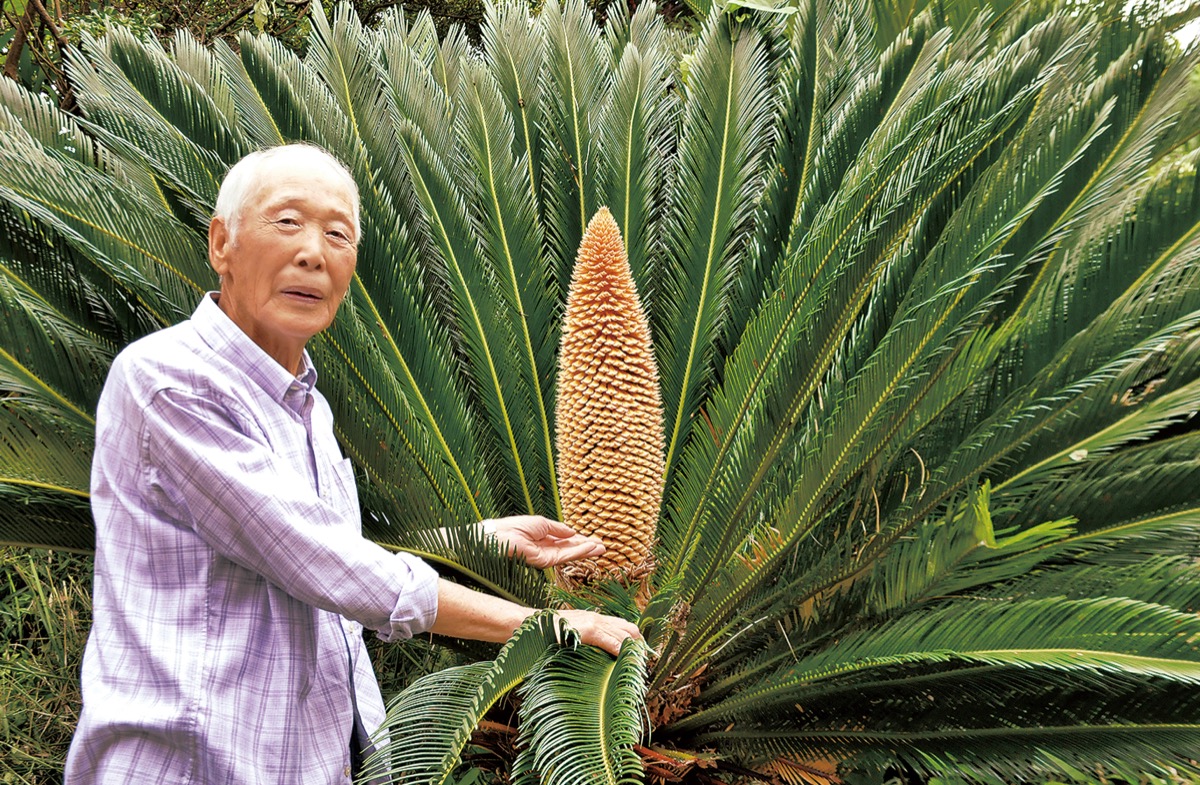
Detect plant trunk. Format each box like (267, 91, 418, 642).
(2, 2, 37, 83)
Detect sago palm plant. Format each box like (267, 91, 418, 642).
(1, 0, 1200, 781)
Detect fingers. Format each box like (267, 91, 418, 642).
(492, 515, 590, 541)
(497, 514, 559, 534)
(525, 538, 606, 568)
(560, 539, 606, 560)
(589, 617, 642, 658)
(557, 610, 642, 658)
(486, 516, 609, 569)
(539, 518, 580, 539)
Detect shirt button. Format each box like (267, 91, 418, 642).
(343, 765, 351, 778)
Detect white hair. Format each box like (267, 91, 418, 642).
(213, 143, 361, 242)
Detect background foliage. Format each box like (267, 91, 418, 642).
(0, 547, 88, 784)
(0, 0, 492, 110)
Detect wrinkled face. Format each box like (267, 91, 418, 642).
(209, 163, 358, 371)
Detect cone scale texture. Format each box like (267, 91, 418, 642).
(555, 207, 665, 584)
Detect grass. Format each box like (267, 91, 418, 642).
(0, 546, 90, 785)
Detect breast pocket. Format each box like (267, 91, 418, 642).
(326, 457, 363, 531)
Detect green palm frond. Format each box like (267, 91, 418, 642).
(597, 0, 674, 293)
(513, 638, 649, 785)
(1048, 506, 1200, 563)
(685, 598, 1200, 781)
(0, 282, 97, 548)
(459, 58, 560, 519)
(314, 305, 475, 532)
(237, 32, 345, 149)
(762, 318, 1200, 669)
(993, 553, 1200, 612)
(0, 282, 106, 426)
(655, 7, 775, 492)
(538, 0, 612, 287)
(833, 484, 1077, 621)
(342, 58, 498, 525)
(366, 612, 570, 783)
(0, 76, 105, 166)
(732, 723, 1200, 785)
(389, 36, 551, 518)
(0, 396, 93, 549)
(994, 375, 1200, 508)
(690, 482, 1071, 697)
(660, 5, 1071, 592)
(0, 99, 205, 326)
(684, 595, 1200, 725)
(69, 28, 236, 212)
(316, 9, 505, 529)
(895, 311, 1200, 572)
(394, 109, 541, 515)
(656, 11, 1091, 675)
(726, 0, 906, 346)
(481, 0, 548, 219)
(1011, 432, 1200, 532)
(206, 37, 289, 147)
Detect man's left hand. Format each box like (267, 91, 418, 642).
(486, 515, 605, 569)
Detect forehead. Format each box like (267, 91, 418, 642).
(247, 163, 356, 220)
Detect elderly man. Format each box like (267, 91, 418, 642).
(66, 144, 641, 784)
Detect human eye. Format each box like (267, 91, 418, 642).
(326, 227, 353, 244)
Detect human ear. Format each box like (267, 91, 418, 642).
(209, 216, 232, 279)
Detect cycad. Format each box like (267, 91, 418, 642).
(556, 206, 664, 588)
(2, 0, 1200, 782)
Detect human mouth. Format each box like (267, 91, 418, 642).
(281, 286, 325, 302)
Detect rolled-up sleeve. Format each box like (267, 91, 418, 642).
(380, 553, 439, 641)
(143, 383, 438, 640)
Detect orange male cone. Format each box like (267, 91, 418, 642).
(555, 207, 665, 589)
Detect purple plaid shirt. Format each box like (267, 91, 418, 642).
(66, 294, 439, 785)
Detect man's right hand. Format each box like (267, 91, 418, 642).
(554, 608, 643, 657)
(430, 579, 643, 658)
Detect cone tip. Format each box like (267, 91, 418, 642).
(587, 206, 616, 231)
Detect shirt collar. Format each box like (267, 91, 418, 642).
(192, 293, 318, 403)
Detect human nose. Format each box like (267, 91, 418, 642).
(295, 226, 325, 270)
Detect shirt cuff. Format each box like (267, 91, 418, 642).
(377, 552, 439, 642)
